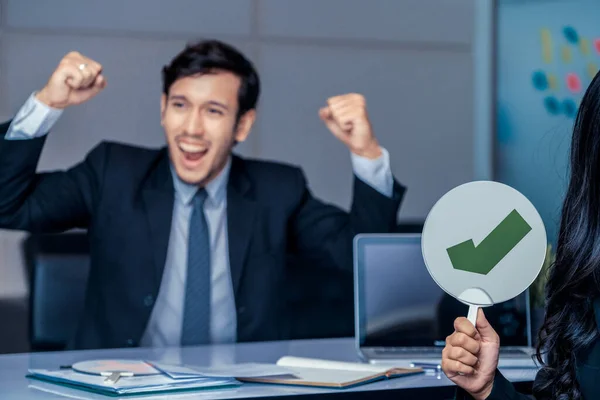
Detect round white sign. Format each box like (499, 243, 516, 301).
(421, 181, 547, 307)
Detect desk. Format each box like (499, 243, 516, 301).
(0, 338, 537, 399)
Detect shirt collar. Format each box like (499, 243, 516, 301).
(170, 156, 231, 206)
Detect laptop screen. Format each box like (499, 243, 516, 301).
(355, 234, 531, 348)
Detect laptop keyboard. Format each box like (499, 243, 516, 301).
(374, 347, 443, 355)
(373, 347, 529, 357)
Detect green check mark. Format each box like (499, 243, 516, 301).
(446, 209, 532, 275)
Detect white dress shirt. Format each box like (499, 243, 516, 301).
(6, 92, 395, 345)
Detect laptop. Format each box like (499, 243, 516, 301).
(353, 233, 539, 368)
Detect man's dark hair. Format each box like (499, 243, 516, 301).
(162, 39, 260, 121)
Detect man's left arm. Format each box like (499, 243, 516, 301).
(351, 146, 394, 198)
(319, 92, 406, 231)
(288, 93, 405, 270)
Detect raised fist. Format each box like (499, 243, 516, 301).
(36, 51, 106, 109)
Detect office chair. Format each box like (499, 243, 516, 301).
(22, 228, 421, 346)
(395, 220, 424, 233)
(22, 232, 90, 351)
(0, 297, 29, 354)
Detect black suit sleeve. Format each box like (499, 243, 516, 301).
(0, 120, 107, 233)
(288, 168, 405, 271)
(455, 370, 536, 400)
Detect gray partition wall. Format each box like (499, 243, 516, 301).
(0, 0, 478, 297)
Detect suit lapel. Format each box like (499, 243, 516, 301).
(141, 149, 175, 290)
(227, 155, 259, 296)
(140, 152, 257, 296)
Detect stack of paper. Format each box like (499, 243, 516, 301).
(27, 357, 422, 394)
(27, 368, 240, 396)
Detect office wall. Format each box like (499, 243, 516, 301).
(0, 0, 476, 299)
(495, 0, 600, 243)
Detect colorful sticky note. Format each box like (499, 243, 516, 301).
(562, 45, 572, 63)
(563, 99, 578, 118)
(548, 74, 558, 90)
(541, 29, 553, 64)
(544, 96, 561, 115)
(532, 71, 548, 91)
(580, 38, 591, 55)
(566, 73, 582, 93)
(595, 39, 600, 54)
(588, 63, 599, 79)
(563, 26, 579, 44)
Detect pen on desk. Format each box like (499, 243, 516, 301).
(410, 362, 441, 371)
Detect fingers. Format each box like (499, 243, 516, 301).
(82, 75, 107, 99)
(320, 93, 367, 134)
(441, 357, 476, 377)
(64, 51, 102, 76)
(93, 74, 107, 89)
(443, 327, 480, 378)
(329, 109, 354, 131)
(475, 308, 501, 344)
(454, 317, 479, 338)
(59, 63, 85, 89)
(319, 106, 347, 141)
(323, 94, 366, 115)
(78, 65, 95, 87)
(326, 101, 358, 120)
(318, 106, 332, 121)
(327, 94, 366, 125)
(327, 93, 366, 110)
(446, 331, 481, 355)
(60, 51, 104, 89)
(444, 344, 479, 367)
(441, 315, 486, 378)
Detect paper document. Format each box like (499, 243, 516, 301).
(27, 368, 240, 396)
(149, 361, 293, 379)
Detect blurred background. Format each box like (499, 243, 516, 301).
(0, 0, 595, 354)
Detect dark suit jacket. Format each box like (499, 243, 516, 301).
(457, 298, 600, 399)
(0, 120, 405, 350)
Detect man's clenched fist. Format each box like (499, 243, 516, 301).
(319, 93, 381, 159)
(36, 51, 106, 109)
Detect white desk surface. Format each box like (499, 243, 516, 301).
(0, 337, 538, 399)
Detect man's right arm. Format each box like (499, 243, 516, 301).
(0, 108, 108, 233)
(4, 92, 63, 140)
(0, 51, 108, 233)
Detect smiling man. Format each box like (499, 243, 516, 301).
(0, 40, 405, 350)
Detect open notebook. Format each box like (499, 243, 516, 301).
(237, 356, 423, 388)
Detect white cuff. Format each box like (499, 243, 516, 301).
(5, 92, 63, 140)
(350, 147, 394, 197)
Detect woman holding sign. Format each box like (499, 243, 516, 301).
(442, 71, 600, 399)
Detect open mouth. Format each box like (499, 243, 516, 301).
(177, 140, 210, 166)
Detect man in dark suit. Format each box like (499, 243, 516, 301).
(0, 40, 405, 350)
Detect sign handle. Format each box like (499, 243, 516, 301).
(467, 304, 479, 326)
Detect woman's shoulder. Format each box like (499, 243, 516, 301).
(572, 298, 600, 398)
(593, 298, 600, 327)
(573, 298, 600, 367)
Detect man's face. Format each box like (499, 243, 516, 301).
(161, 70, 255, 186)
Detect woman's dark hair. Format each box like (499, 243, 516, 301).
(161, 39, 260, 122)
(534, 69, 600, 399)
